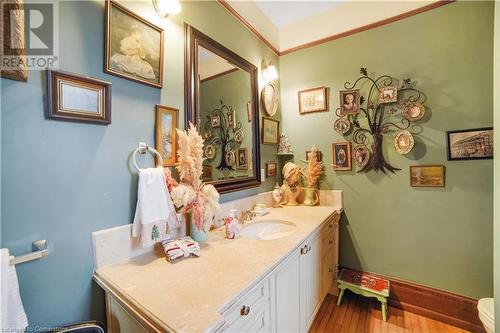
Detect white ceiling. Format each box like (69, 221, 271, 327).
(253, 1, 343, 28)
(224, 0, 442, 53)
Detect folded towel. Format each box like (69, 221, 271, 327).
(132, 167, 179, 248)
(0, 249, 28, 331)
(162, 237, 200, 263)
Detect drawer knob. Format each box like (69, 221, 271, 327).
(329, 240, 333, 245)
(329, 223, 333, 228)
(240, 305, 250, 316)
(329, 268, 333, 273)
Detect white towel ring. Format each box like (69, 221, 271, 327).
(132, 142, 164, 172)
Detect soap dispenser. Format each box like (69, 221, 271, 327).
(224, 209, 240, 239)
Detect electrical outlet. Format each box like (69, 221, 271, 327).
(261, 169, 265, 182)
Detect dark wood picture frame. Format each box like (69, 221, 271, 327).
(262, 117, 280, 145)
(332, 141, 352, 171)
(298, 86, 328, 114)
(266, 162, 277, 177)
(184, 24, 261, 193)
(155, 105, 178, 167)
(446, 127, 493, 161)
(104, 0, 164, 88)
(410, 165, 445, 187)
(46, 69, 111, 124)
(237, 148, 248, 170)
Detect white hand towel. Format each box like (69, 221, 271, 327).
(132, 167, 179, 248)
(0, 249, 28, 332)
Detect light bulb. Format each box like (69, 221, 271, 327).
(153, 0, 182, 18)
(263, 65, 278, 81)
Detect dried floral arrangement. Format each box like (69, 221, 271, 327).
(303, 145, 325, 188)
(170, 123, 221, 232)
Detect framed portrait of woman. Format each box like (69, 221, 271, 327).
(104, 0, 164, 88)
(332, 141, 352, 171)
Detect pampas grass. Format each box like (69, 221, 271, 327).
(171, 122, 221, 232)
(305, 145, 324, 188)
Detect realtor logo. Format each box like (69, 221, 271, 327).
(2, 0, 58, 71)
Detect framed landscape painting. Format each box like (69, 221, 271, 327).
(262, 117, 279, 144)
(105, 0, 164, 88)
(446, 127, 493, 161)
(155, 105, 178, 166)
(46, 69, 111, 124)
(410, 165, 445, 187)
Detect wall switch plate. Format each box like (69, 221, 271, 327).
(261, 169, 265, 182)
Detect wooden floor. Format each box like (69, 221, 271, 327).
(309, 292, 471, 333)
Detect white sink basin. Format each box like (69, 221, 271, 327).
(240, 220, 296, 240)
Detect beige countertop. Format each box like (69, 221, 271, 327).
(94, 205, 341, 333)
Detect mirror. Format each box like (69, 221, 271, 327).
(185, 24, 260, 193)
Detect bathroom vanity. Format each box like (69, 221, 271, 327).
(92, 192, 342, 333)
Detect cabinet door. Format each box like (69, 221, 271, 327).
(300, 231, 322, 331)
(274, 248, 301, 333)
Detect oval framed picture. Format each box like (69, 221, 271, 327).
(234, 128, 244, 143)
(403, 102, 425, 121)
(352, 145, 371, 168)
(394, 130, 415, 154)
(225, 150, 235, 166)
(204, 144, 216, 160)
(334, 118, 351, 135)
(261, 83, 278, 117)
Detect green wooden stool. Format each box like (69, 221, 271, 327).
(337, 268, 390, 321)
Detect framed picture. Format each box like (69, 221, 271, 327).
(211, 114, 221, 128)
(339, 89, 360, 115)
(1, 0, 28, 82)
(353, 145, 370, 168)
(410, 165, 445, 187)
(155, 105, 178, 166)
(379, 85, 398, 104)
(332, 142, 352, 171)
(105, 0, 164, 88)
(204, 144, 216, 160)
(227, 110, 235, 129)
(266, 162, 277, 177)
(261, 83, 278, 117)
(237, 148, 248, 170)
(246, 101, 252, 122)
(306, 150, 323, 162)
(202, 165, 213, 180)
(446, 127, 493, 160)
(262, 117, 279, 144)
(46, 69, 111, 124)
(298, 87, 328, 114)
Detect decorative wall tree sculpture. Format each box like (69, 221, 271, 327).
(203, 101, 244, 171)
(334, 68, 427, 173)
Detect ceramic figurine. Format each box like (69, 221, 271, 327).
(277, 133, 293, 155)
(280, 162, 303, 206)
(272, 182, 283, 208)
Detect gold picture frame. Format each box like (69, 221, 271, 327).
(104, 0, 164, 88)
(410, 165, 445, 187)
(262, 117, 279, 145)
(237, 148, 248, 170)
(298, 86, 328, 114)
(155, 105, 178, 166)
(1, 0, 28, 82)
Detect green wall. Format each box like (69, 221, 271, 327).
(279, 1, 494, 298)
(200, 69, 255, 180)
(1, 0, 279, 327)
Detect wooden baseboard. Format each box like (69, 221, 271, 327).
(340, 267, 485, 332)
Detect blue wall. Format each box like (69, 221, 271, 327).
(1, 0, 279, 328)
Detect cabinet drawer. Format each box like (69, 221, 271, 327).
(223, 279, 270, 332)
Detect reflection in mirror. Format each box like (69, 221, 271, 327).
(198, 47, 254, 183)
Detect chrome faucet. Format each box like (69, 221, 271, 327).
(240, 209, 256, 224)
